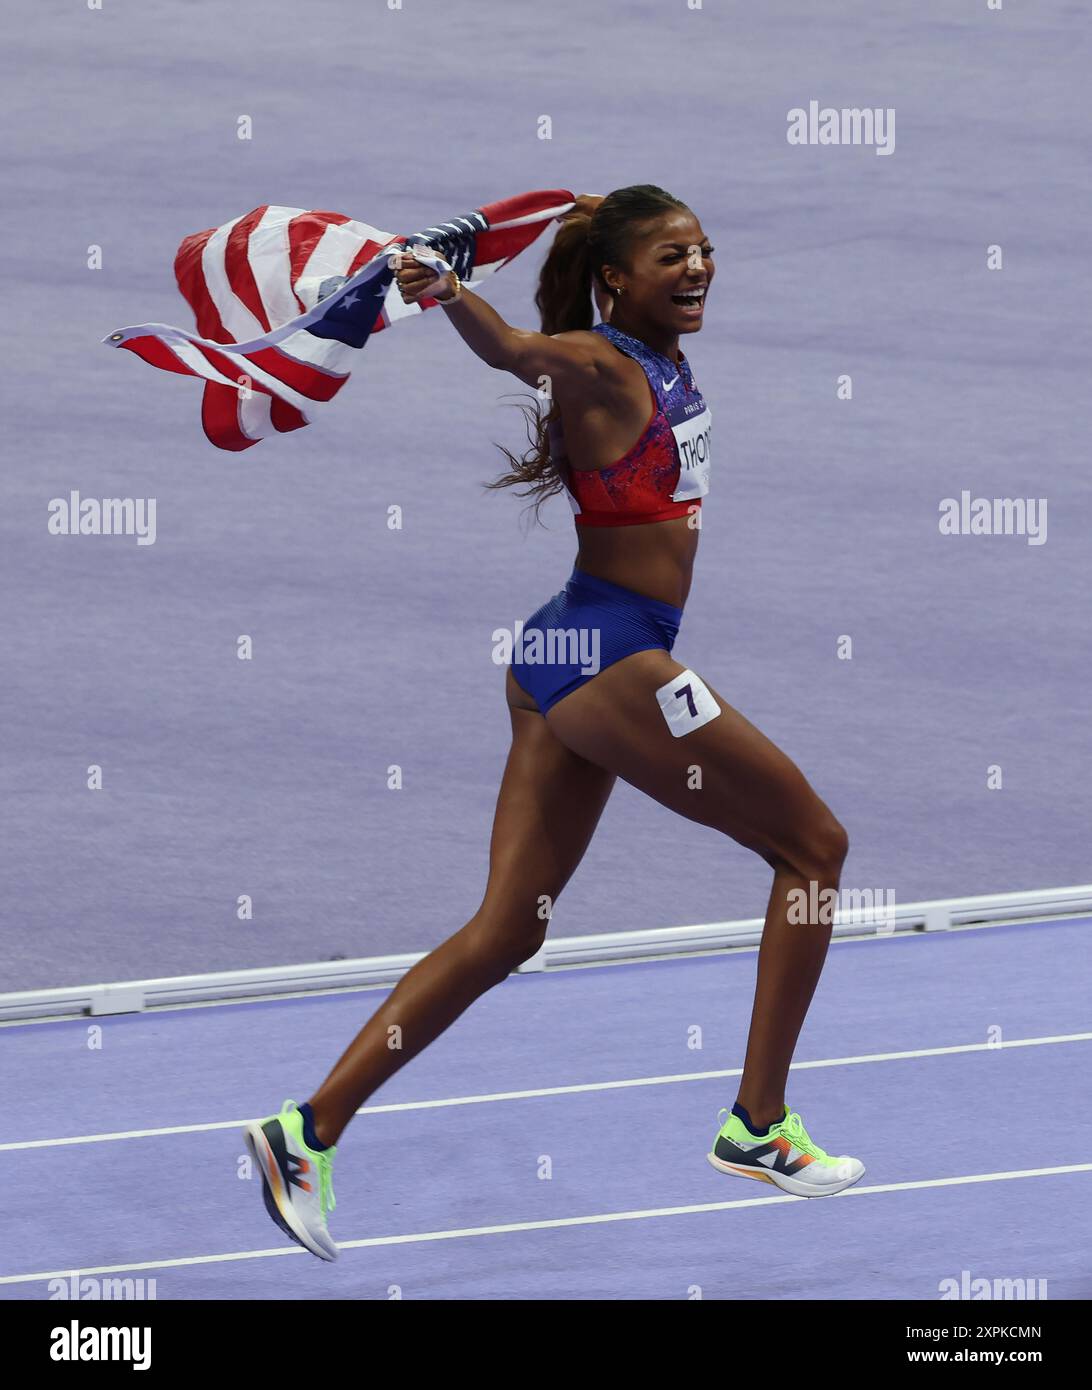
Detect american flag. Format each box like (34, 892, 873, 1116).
(104, 189, 575, 452)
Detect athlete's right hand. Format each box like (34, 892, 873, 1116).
(394, 250, 456, 304)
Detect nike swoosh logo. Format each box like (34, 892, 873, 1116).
(662, 375, 679, 392)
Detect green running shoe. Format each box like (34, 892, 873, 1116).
(707, 1104, 865, 1197)
(242, 1100, 338, 1260)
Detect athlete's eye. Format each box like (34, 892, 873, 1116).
(662, 246, 715, 263)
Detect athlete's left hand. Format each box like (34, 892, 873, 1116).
(559, 193, 605, 222)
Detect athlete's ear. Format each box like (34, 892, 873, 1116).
(593, 278, 613, 324)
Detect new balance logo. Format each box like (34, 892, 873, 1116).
(738, 1140, 813, 1175)
(287, 1153, 313, 1193)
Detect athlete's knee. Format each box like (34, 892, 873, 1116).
(762, 808, 848, 884)
(464, 909, 548, 979)
(796, 812, 849, 882)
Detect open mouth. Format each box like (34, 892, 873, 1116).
(671, 287, 706, 311)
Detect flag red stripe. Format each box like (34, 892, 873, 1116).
(224, 207, 274, 334)
(286, 210, 354, 306)
(347, 235, 397, 277)
(269, 397, 308, 435)
(475, 223, 549, 266)
(118, 335, 202, 377)
(192, 343, 273, 395)
(478, 189, 573, 226)
(200, 383, 256, 452)
(476, 188, 572, 266)
(245, 347, 348, 402)
(175, 217, 250, 345)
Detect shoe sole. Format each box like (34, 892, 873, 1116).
(706, 1150, 865, 1197)
(243, 1122, 338, 1261)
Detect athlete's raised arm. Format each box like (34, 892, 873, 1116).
(394, 195, 616, 398)
(394, 251, 613, 397)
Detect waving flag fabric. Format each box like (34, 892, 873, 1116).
(104, 189, 575, 451)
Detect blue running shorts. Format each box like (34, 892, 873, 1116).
(510, 567, 684, 715)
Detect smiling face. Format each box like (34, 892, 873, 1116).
(599, 208, 715, 348)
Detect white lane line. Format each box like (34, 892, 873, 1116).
(3, 1032, 1089, 1153)
(2, 1162, 1089, 1286)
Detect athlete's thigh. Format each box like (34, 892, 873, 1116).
(544, 648, 835, 865)
(481, 679, 616, 921)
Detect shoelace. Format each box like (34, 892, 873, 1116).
(281, 1099, 336, 1214)
(317, 1151, 336, 1215)
(717, 1106, 828, 1158)
(780, 1110, 829, 1160)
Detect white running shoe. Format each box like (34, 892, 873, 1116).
(707, 1104, 865, 1197)
(243, 1099, 339, 1260)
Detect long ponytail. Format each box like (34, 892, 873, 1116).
(485, 185, 689, 521)
(535, 213, 596, 335)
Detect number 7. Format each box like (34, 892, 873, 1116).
(674, 683, 697, 718)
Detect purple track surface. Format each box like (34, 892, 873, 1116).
(2, 1, 1090, 989)
(3, 918, 1090, 1300)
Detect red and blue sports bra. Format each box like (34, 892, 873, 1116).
(551, 323, 712, 527)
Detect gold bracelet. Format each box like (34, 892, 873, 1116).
(434, 270, 463, 306)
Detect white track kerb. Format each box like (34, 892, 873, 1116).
(1, 885, 1089, 1022)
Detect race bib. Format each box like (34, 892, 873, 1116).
(668, 395, 712, 502)
(655, 669, 722, 737)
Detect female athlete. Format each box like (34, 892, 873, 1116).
(243, 185, 863, 1261)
